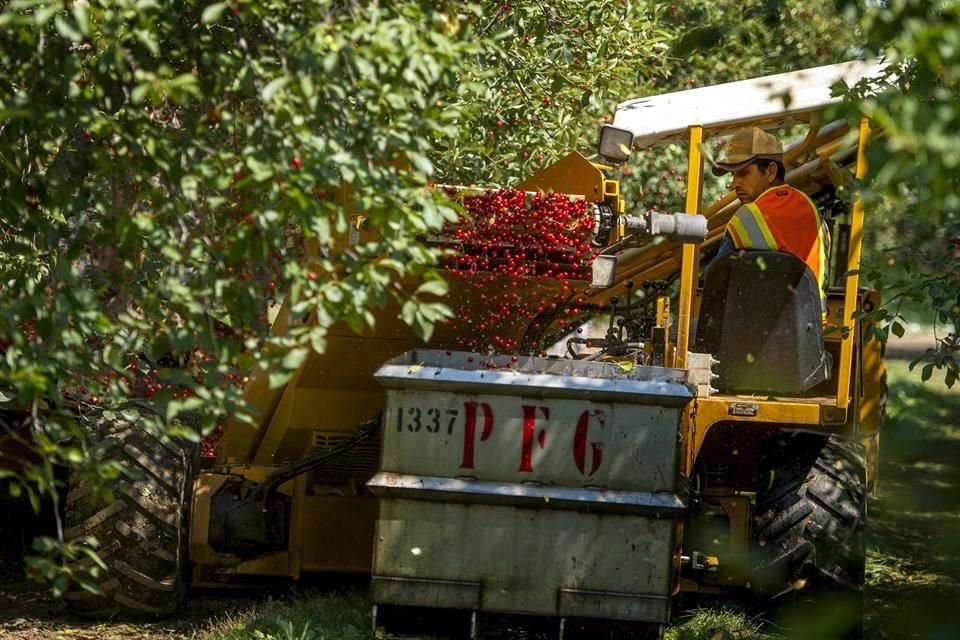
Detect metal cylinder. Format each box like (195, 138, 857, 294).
(619, 212, 708, 244)
(647, 211, 708, 243)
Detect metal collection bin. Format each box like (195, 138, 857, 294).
(368, 350, 694, 632)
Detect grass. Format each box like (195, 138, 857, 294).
(195, 591, 374, 640)
(665, 608, 766, 640)
(860, 359, 960, 640)
(198, 601, 766, 640)
(866, 547, 953, 589)
(197, 598, 769, 640)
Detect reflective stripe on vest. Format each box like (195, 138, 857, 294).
(724, 185, 828, 307)
(729, 203, 778, 250)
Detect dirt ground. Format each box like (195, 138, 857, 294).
(0, 563, 373, 640)
(0, 566, 246, 640)
(882, 333, 936, 360)
(0, 334, 955, 640)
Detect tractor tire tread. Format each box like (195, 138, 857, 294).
(63, 419, 195, 618)
(752, 435, 867, 598)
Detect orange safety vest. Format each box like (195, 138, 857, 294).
(723, 185, 829, 305)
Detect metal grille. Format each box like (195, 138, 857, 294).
(309, 430, 381, 487)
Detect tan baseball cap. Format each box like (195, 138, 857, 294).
(711, 127, 784, 176)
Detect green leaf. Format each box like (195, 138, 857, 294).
(414, 313, 435, 342)
(79, 578, 104, 595)
(401, 300, 417, 326)
(33, 4, 60, 25)
(180, 175, 199, 201)
(268, 369, 295, 389)
(166, 424, 201, 443)
(416, 279, 448, 298)
(72, 3, 89, 35)
(81, 547, 109, 571)
(27, 486, 40, 512)
(282, 347, 308, 370)
(245, 156, 274, 182)
(406, 151, 434, 176)
(131, 82, 150, 105)
(325, 286, 344, 304)
(309, 331, 327, 354)
(54, 15, 83, 42)
(134, 28, 160, 56)
(52, 574, 68, 598)
(891, 321, 905, 338)
(166, 396, 205, 423)
(262, 77, 289, 102)
(201, 3, 228, 25)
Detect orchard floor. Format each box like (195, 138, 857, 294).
(860, 357, 960, 640)
(0, 345, 957, 640)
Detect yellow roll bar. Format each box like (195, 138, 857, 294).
(835, 118, 871, 410)
(674, 126, 705, 369)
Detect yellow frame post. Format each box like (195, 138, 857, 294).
(836, 118, 871, 410)
(675, 126, 705, 369)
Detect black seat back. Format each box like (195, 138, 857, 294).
(695, 251, 828, 395)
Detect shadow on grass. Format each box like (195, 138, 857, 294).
(862, 359, 960, 640)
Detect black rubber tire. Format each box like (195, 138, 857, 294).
(751, 433, 867, 638)
(63, 417, 197, 617)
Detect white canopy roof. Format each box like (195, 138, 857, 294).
(612, 59, 887, 148)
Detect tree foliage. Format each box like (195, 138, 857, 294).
(435, 1, 667, 186)
(619, 0, 866, 216)
(0, 0, 481, 589)
(841, 0, 960, 387)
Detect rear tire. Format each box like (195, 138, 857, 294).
(751, 434, 866, 639)
(63, 416, 197, 617)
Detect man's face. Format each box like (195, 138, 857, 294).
(728, 162, 774, 204)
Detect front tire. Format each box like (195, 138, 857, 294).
(63, 417, 197, 617)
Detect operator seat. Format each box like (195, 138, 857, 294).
(695, 251, 830, 395)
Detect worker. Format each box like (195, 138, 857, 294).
(710, 127, 829, 306)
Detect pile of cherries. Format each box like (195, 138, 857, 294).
(199, 424, 223, 460)
(441, 189, 598, 352)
